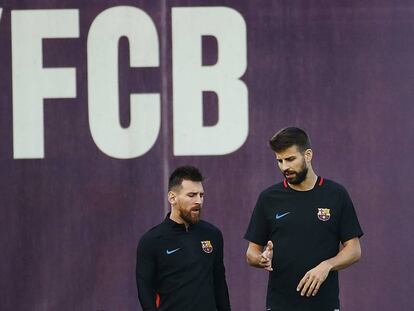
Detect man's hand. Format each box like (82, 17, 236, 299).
(296, 238, 362, 297)
(297, 261, 332, 297)
(260, 241, 273, 271)
(246, 241, 274, 271)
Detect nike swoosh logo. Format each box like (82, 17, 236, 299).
(166, 248, 180, 255)
(276, 212, 290, 219)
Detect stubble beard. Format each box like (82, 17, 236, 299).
(284, 161, 308, 185)
(180, 207, 201, 225)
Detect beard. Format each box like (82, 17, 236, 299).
(284, 161, 308, 185)
(180, 207, 202, 225)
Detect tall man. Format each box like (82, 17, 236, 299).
(245, 127, 363, 311)
(136, 166, 231, 311)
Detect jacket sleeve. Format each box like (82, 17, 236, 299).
(136, 235, 158, 311)
(213, 230, 231, 311)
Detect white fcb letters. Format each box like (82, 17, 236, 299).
(11, 10, 79, 159)
(8, 6, 248, 159)
(172, 7, 248, 156)
(87, 6, 160, 159)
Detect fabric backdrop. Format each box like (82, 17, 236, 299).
(1, 1, 413, 310)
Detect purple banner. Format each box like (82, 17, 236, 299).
(0, 1, 413, 310)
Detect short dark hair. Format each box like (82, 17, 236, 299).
(168, 166, 204, 191)
(269, 127, 311, 153)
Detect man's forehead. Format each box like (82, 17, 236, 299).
(180, 179, 204, 192)
(275, 145, 301, 159)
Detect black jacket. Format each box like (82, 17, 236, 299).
(136, 215, 231, 311)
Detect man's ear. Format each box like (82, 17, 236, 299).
(304, 149, 313, 162)
(168, 191, 176, 205)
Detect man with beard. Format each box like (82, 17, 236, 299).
(244, 127, 363, 311)
(136, 166, 231, 311)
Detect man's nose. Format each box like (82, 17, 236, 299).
(280, 161, 290, 172)
(195, 194, 203, 204)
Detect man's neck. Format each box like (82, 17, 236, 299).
(288, 170, 318, 191)
(169, 210, 189, 228)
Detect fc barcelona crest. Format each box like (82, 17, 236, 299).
(317, 208, 331, 221)
(201, 240, 213, 253)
